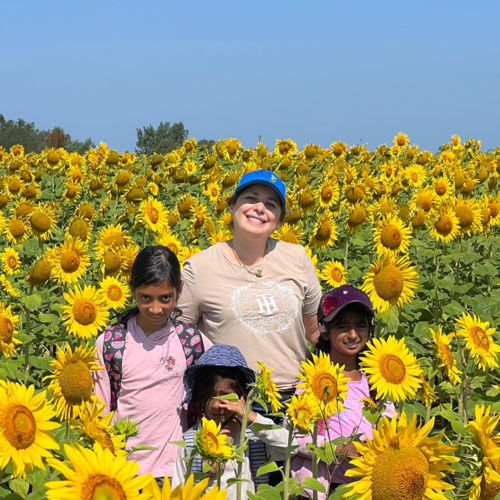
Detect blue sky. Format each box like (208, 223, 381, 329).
(2, 1, 500, 152)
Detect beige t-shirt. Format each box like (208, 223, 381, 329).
(178, 239, 321, 391)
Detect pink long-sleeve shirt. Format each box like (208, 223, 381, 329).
(93, 315, 213, 478)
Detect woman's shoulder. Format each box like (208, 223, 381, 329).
(270, 239, 307, 256)
(184, 242, 225, 267)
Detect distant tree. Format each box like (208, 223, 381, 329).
(0, 114, 47, 153)
(198, 139, 216, 150)
(67, 138, 95, 154)
(135, 121, 188, 155)
(45, 126, 70, 149)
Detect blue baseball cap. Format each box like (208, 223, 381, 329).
(233, 169, 286, 208)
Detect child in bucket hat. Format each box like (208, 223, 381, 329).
(172, 345, 297, 499)
(291, 285, 395, 498)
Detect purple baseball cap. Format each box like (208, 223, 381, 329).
(318, 284, 374, 324)
(232, 169, 286, 208)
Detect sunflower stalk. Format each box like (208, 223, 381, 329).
(311, 421, 319, 500)
(236, 387, 256, 500)
(184, 446, 197, 480)
(282, 422, 295, 500)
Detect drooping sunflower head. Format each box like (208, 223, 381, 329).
(255, 361, 283, 414)
(194, 418, 234, 461)
(309, 211, 338, 248)
(0, 303, 21, 357)
(45, 342, 102, 420)
(373, 216, 412, 257)
(287, 392, 321, 432)
(429, 327, 462, 386)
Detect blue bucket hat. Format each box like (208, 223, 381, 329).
(183, 345, 256, 404)
(232, 169, 286, 208)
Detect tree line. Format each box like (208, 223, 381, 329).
(0, 114, 215, 155)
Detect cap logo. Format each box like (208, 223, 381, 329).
(270, 176, 277, 183)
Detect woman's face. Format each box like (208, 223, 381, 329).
(230, 185, 281, 239)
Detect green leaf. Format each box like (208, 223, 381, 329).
(256, 461, 281, 476)
(3, 495, 24, 500)
(302, 477, 327, 494)
(39, 313, 60, 323)
(128, 445, 157, 454)
(438, 409, 461, 422)
(213, 393, 240, 401)
(226, 478, 253, 486)
(168, 440, 187, 448)
(451, 420, 469, 436)
(21, 293, 43, 312)
(251, 423, 284, 432)
(9, 479, 29, 499)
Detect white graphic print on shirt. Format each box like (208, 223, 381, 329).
(229, 280, 300, 336)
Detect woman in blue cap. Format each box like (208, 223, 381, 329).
(172, 344, 296, 498)
(177, 170, 321, 405)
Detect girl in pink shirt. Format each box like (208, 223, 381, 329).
(291, 285, 394, 498)
(93, 246, 212, 481)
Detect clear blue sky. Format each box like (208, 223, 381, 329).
(2, 1, 499, 152)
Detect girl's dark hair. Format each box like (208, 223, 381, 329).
(191, 366, 250, 414)
(316, 303, 374, 356)
(117, 245, 182, 325)
(228, 188, 286, 224)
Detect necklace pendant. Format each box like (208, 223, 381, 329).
(256, 269, 263, 278)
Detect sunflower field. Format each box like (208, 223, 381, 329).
(0, 134, 500, 499)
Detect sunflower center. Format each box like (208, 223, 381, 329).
(0, 316, 14, 342)
(348, 206, 367, 226)
(435, 181, 447, 196)
(321, 187, 333, 203)
(107, 285, 123, 302)
(47, 152, 60, 164)
(7, 256, 18, 269)
(9, 220, 25, 238)
(1, 404, 37, 450)
(372, 445, 428, 500)
(205, 431, 220, 453)
(331, 267, 344, 283)
(410, 173, 418, 182)
(469, 326, 490, 350)
(8, 180, 21, 193)
(455, 205, 474, 228)
(73, 298, 97, 325)
(31, 211, 51, 232)
(373, 264, 404, 301)
(59, 360, 93, 405)
(380, 224, 402, 249)
(315, 222, 332, 242)
(61, 250, 81, 273)
(305, 146, 317, 159)
(104, 251, 122, 274)
(312, 373, 337, 403)
(81, 475, 127, 500)
(417, 195, 432, 212)
(379, 354, 406, 384)
(489, 203, 500, 218)
(69, 219, 89, 240)
(435, 215, 453, 236)
(480, 458, 500, 500)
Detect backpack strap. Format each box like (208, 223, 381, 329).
(172, 320, 206, 367)
(102, 323, 128, 412)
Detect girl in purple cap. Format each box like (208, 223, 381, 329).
(177, 170, 321, 405)
(291, 284, 394, 497)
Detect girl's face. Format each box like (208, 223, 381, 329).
(230, 185, 281, 239)
(133, 281, 180, 332)
(205, 378, 240, 423)
(325, 316, 370, 358)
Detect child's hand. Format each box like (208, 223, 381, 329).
(219, 396, 257, 424)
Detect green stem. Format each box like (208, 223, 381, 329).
(433, 242, 441, 324)
(184, 447, 197, 480)
(311, 422, 319, 500)
(65, 420, 72, 442)
(24, 299, 32, 382)
(216, 462, 222, 490)
(282, 423, 295, 500)
(141, 226, 147, 248)
(236, 388, 256, 500)
(343, 238, 349, 270)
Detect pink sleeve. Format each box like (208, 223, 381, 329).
(93, 333, 112, 414)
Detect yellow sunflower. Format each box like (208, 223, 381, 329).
(430, 327, 462, 385)
(204, 182, 221, 203)
(344, 412, 458, 500)
(137, 197, 169, 233)
(66, 217, 91, 242)
(0, 381, 60, 478)
(361, 255, 418, 312)
(256, 361, 283, 413)
(62, 285, 110, 339)
(393, 132, 410, 147)
(27, 256, 53, 286)
(309, 211, 338, 248)
(433, 175, 454, 199)
(48, 236, 90, 284)
(456, 313, 500, 371)
(410, 187, 438, 214)
(71, 400, 127, 457)
(418, 374, 437, 407)
(0, 274, 18, 298)
(0, 247, 20, 275)
(297, 351, 350, 418)
(99, 276, 130, 310)
(345, 202, 368, 233)
(144, 474, 227, 500)
(304, 245, 321, 279)
(46, 442, 152, 500)
(95, 223, 132, 254)
(45, 343, 102, 420)
(316, 178, 340, 208)
(275, 139, 298, 157)
(120, 243, 140, 278)
(0, 302, 21, 357)
(405, 164, 427, 188)
(5, 216, 30, 243)
(372, 216, 412, 257)
(157, 230, 184, 256)
(321, 260, 347, 288)
(467, 405, 500, 500)
(453, 195, 481, 235)
(429, 206, 460, 243)
(194, 418, 234, 461)
(29, 203, 58, 240)
(287, 391, 321, 432)
(360, 335, 422, 402)
(272, 223, 305, 245)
